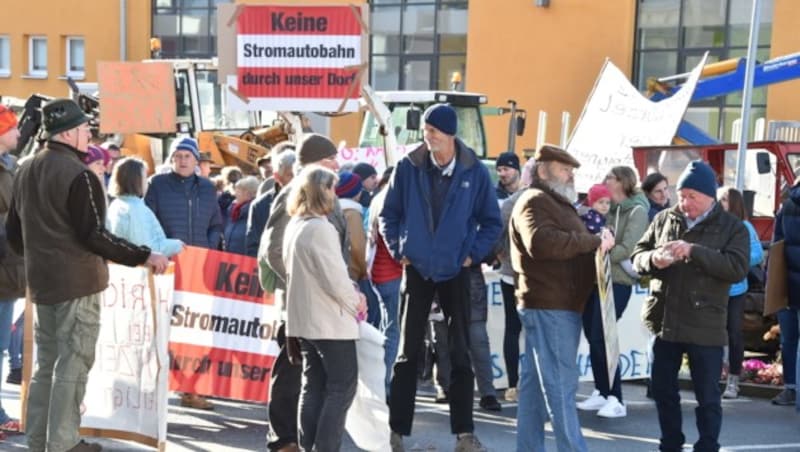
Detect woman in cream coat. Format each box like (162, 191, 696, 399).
(283, 165, 366, 452)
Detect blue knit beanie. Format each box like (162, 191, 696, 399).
(676, 160, 717, 198)
(423, 104, 457, 136)
(170, 137, 201, 161)
(335, 172, 363, 199)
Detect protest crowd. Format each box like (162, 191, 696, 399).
(0, 96, 797, 452)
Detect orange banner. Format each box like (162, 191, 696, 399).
(169, 247, 278, 403)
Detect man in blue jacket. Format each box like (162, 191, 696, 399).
(145, 137, 223, 251)
(379, 104, 501, 452)
(145, 137, 222, 410)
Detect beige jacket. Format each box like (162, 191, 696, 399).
(283, 215, 360, 340)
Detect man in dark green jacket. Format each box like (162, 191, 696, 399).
(632, 160, 749, 452)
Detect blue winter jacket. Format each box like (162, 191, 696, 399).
(729, 220, 763, 297)
(378, 140, 502, 282)
(774, 185, 800, 308)
(145, 172, 223, 249)
(246, 187, 277, 257)
(224, 200, 254, 257)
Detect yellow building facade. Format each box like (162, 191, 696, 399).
(0, 0, 798, 155)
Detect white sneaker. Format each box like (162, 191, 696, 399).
(504, 387, 518, 402)
(576, 389, 607, 411)
(597, 395, 627, 418)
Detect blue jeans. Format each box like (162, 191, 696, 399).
(0, 301, 14, 423)
(375, 277, 401, 393)
(652, 337, 723, 452)
(582, 284, 631, 401)
(517, 308, 587, 452)
(8, 311, 23, 370)
(777, 307, 798, 388)
(298, 338, 358, 452)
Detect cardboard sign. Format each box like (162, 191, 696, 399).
(169, 247, 280, 402)
(764, 240, 788, 315)
(567, 55, 707, 193)
(227, 4, 367, 112)
(98, 62, 177, 134)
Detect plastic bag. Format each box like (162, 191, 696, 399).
(345, 322, 391, 451)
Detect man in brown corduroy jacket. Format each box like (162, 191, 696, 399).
(509, 144, 614, 451)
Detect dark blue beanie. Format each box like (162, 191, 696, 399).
(170, 137, 201, 161)
(496, 151, 520, 171)
(423, 104, 457, 136)
(677, 160, 717, 198)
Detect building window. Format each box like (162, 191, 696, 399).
(153, 0, 229, 58)
(28, 36, 47, 77)
(0, 36, 10, 77)
(634, 0, 774, 141)
(66, 37, 85, 78)
(370, 1, 468, 91)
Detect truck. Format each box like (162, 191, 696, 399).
(357, 87, 526, 173)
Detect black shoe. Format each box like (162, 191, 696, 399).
(67, 440, 102, 452)
(479, 395, 502, 412)
(435, 388, 449, 403)
(6, 367, 21, 385)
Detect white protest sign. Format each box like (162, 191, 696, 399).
(80, 265, 173, 447)
(567, 55, 707, 193)
(337, 144, 416, 175)
(484, 268, 651, 389)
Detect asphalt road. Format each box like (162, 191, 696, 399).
(3, 371, 799, 451)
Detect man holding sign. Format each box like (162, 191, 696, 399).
(6, 99, 169, 452)
(509, 145, 613, 452)
(632, 160, 749, 452)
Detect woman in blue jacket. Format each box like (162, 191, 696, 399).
(717, 187, 763, 399)
(107, 157, 184, 257)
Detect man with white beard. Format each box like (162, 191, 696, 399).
(509, 145, 614, 451)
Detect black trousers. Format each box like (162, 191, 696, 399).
(266, 322, 302, 451)
(389, 265, 474, 436)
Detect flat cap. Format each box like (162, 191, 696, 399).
(534, 144, 581, 168)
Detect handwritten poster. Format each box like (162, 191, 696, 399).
(567, 54, 707, 193)
(97, 61, 177, 134)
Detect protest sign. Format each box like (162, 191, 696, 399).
(567, 54, 707, 193)
(169, 247, 280, 403)
(80, 266, 173, 448)
(227, 4, 368, 112)
(336, 144, 415, 175)
(97, 62, 176, 134)
(484, 268, 651, 389)
(595, 250, 620, 385)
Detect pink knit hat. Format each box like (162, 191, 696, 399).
(83, 144, 110, 166)
(587, 183, 611, 206)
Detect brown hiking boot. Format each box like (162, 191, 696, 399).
(276, 443, 300, 452)
(180, 393, 214, 410)
(67, 440, 102, 452)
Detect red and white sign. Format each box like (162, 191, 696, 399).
(229, 5, 365, 112)
(169, 247, 280, 403)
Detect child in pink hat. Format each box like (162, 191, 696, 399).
(580, 183, 611, 234)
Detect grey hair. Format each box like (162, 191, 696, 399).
(275, 149, 296, 176)
(234, 176, 260, 199)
